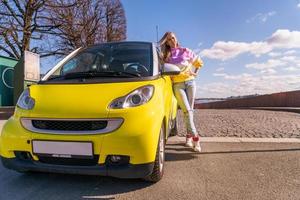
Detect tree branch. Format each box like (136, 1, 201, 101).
(0, 11, 22, 18)
(2, 31, 20, 58)
(2, 0, 23, 26)
(0, 44, 16, 58)
(10, 27, 22, 51)
(12, 0, 25, 16)
(40, 51, 67, 57)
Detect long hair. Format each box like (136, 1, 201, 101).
(159, 32, 179, 62)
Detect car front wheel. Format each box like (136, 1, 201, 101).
(143, 124, 165, 182)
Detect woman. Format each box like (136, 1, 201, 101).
(159, 31, 203, 152)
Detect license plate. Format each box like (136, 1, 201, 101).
(32, 140, 93, 158)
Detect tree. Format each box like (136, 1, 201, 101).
(0, 0, 127, 58)
(46, 0, 126, 56)
(103, 0, 126, 42)
(0, 0, 76, 59)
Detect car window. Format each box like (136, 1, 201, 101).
(58, 43, 153, 77)
(60, 52, 104, 75)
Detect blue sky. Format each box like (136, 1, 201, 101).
(40, 0, 300, 98)
(121, 0, 300, 98)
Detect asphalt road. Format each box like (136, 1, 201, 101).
(1, 142, 299, 200)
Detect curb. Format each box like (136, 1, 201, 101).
(167, 136, 300, 144)
(193, 106, 300, 114)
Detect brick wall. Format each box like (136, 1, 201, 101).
(195, 90, 300, 109)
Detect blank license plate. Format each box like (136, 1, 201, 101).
(32, 141, 93, 158)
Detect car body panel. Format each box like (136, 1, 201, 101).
(0, 42, 177, 178)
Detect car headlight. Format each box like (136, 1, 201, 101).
(109, 85, 154, 109)
(17, 88, 35, 110)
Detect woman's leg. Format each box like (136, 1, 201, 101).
(185, 80, 196, 110)
(173, 82, 197, 136)
(184, 80, 201, 152)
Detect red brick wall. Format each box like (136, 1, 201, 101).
(195, 90, 300, 109)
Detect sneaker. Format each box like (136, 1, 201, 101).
(185, 134, 193, 148)
(192, 136, 202, 152)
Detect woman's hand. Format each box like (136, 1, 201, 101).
(188, 70, 197, 77)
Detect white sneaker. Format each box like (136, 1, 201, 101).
(193, 137, 202, 152)
(185, 134, 193, 148)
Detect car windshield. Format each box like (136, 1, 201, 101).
(49, 42, 153, 80)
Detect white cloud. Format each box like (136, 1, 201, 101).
(298, 3, 300, 8)
(246, 59, 286, 70)
(284, 67, 300, 72)
(268, 50, 296, 57)
(246, 11, 276, 23)
(280, 55, 300, 67)
(215, 67, 224, 72)
(267, 29, 300, 49)
(284, 50, 296, 55)
(213, 73, 252, 80)
(197, 73, 300, 98)
(245, 55, 300, 74)
(281, 56, 296, 62)
(268, 52, 282, 57)
(200, 29, 300, 60)
(197, 82, 233, 98)
(260, 68, 277, 75)
(200, 41, 271, 60)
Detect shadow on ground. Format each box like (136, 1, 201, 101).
(1, 168, 153, 200)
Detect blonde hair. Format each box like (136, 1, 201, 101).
(159, 31, 179, 62)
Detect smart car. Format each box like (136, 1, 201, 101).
(0, 42, 180, 182)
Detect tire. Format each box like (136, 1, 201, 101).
(169, 117, 178, 137)
(143, 124, 165, 182)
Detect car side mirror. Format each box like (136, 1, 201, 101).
(161, 63, 180, 76)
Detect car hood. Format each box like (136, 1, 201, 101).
(22, 82, 151, 119)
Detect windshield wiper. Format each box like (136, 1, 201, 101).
(45, 71, 141, 81)
(47, 75, 64, 80)
(114, 71, 141, 77)
(63, 70, 141, 79)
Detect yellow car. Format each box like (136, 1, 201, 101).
(0, 42, 179, 182)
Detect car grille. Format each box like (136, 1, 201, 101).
(15, 151, 100, 166)
(38, 155, 100, 166)
(31, 120, 108, 131)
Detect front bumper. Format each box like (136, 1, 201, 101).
(1, 156, 154, 178)
(0, 103, 163, 165)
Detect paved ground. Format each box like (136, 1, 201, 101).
(178, 109, 300, 138)
(0, 142, 299, 200)
(0, 110, 300, 199)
